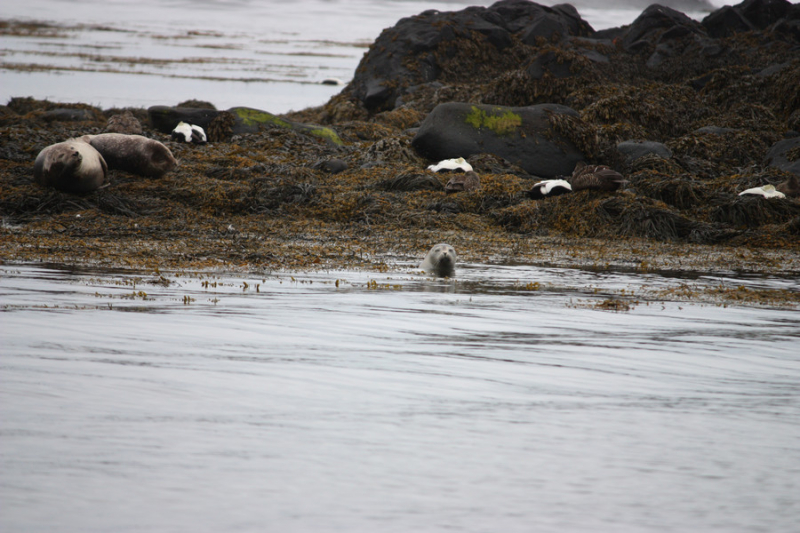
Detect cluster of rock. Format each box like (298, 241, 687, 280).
(329, 0, 799, 181)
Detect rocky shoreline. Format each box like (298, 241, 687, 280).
(1, 0, 800, 284)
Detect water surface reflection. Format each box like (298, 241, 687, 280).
(1, 263, 799, 532)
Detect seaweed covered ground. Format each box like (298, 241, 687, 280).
(2, 0, 800, 291)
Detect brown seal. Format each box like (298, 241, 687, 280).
(82, 133, 177, 178)
(33, 139, 108, 193)
(420, 243, 457, 277)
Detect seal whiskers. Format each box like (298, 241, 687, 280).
(420, 243, 457, 277)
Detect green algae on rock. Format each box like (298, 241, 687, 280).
(464, 106, 523, 135)
(147, 105, 343, 146)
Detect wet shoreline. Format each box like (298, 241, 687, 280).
(2, 0, 800, 308)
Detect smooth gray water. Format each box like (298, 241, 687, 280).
(1, 262, 799, 532)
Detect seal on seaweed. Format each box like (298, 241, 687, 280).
(420, 243, 457, 277)
(33, 139, 108, 193)
(445, 170, 481, 194)
(82, 133, 177, 178)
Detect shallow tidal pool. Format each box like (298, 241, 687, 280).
(1, 262, 799, 532)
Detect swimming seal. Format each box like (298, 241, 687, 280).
(82, 133, 177, 178)
(33, 139, 108, 193)
(420, 243, 457, 277)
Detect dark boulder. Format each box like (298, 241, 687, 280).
(411, 102, 585, 178)
(617, 140, 673, 163)
(347, 0, 594, 112)
(527, 49, 579, 79)
(313, 159, 348, 174)
(520, 12, 571, 44)
(148, 106, 220, 132)
(41, 108, 100, 122)
(702, 0, 798, 38)
(623, 4, 707, 51)
(764, 137, 800, 175)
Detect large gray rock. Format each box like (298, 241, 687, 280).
(347, 0, 594, 111)
(411, 102, 585, 178)
(764, 137, 800, 175)
(617, 140, 673, 162)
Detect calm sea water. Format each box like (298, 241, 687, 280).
(1, 0, 735, 113)
(1, 262, 799, 532)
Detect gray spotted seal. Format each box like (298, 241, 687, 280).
(82, 133, 177, 178)
(33, 139, 108, 193)
(420, 243, 457, 277)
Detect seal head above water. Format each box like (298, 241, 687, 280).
(82, 133, 177, 178)
(420, 243, 457, 277)
(33, 139, 108, 193)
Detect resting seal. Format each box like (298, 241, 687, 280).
(420, 243, 457, 277)
(33, 139, 108, 193)
(82, 133, 177, 178)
